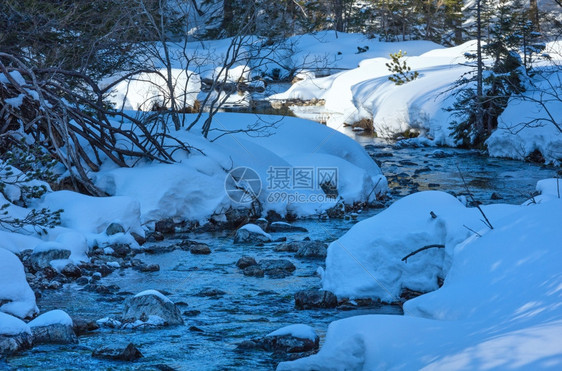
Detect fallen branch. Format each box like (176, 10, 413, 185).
(402, 244, 445, 263)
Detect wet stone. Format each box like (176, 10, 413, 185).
(196, 288, 226, 297)
(105, 222, 125, 236)
(92, 343, 143, 362)
(259, 259, 296, 278)
(243, 265, 265, 278)
(294, 289, 338, 310)
(189, 243, 211, 255)
(236, 256, 257, 269)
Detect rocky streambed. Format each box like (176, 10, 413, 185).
(3, 142, 558, 370)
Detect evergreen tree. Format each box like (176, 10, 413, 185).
(449, 0, 529, 147)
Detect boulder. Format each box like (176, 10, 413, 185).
(0, 312, 33, 355)
(29, 248, 71, 271)
(29, 310, 77, 345)
(105, 222, 125, 236)
(234, 224, 272, 244)
(294, 289, 337, 309)
(110, 243, 131, 258)
(243, 266, 265, 278)
(131, 232, 146, 245)
(259, 259, 296, 278)
(236, 256, 257, 269)
(31, 324, 77, 345)
(122, 290, 183, 326)
(72, 318, 100, 335)
(255, 218, 269, 231)
(61, 263, 82, 278)
(239, 324, 319, 354)
(275, 241, 327, 256)
(189, 244, 211, 255)
(295, 242, 328, 259)
(92, 343, 143, 361)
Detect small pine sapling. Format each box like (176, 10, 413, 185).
(386, 50, 419, 85)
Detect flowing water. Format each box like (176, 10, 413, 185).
(5, 113, 559, 371)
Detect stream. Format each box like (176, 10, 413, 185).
(5, 120, 559, 371)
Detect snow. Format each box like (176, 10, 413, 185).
(95, 113, 386, 223)
(240, 223, 271, 239)
(35, 191, 144, 237)
(134, 289, 173, 304)
(271, 41, 474, 142)
(0, 248, 38, 319)
(0, 231, 42, 254)
(32, 231, 88, 268)
(95, 162, 230, 225)
(108, 68, 201, 111)
(267, 324, 318, 341)
(279, 187, 562, 370)
(122, 315, 166, 329)
(486, 64, 562, 164)
(321, 191, 518, 301)
(28, 310, 73, 328)
(0, 312, 31, 336)
(536, 178, 561, 199)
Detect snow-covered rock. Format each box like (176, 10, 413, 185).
(239, 324, 319, 354)
(29, 243, 71, 271)
(0, 312, 32, 355)
(279, 190, 562, 370)
(234, 224, 272, 244)
(0, 248, 38, 319)
(321, 191, 518, 302)
(29, 310, 77, 345)
(122, 290, 184, 326)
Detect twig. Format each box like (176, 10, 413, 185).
(463, 224, 482, 237)
(455, 163, 493, 229)
(402, 244, 445, 263)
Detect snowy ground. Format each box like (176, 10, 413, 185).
(105, 32, 562, 164)
(278, 180, 562, 370)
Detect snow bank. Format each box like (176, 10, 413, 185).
(279, 191, 562, 370)
(486, 70, 562, 165)
(35, 191, 144, 237)
(0, 312, 31, 336)
(0, 231, 42, 254)
(28, 310, 73, 328)
(96, 113, 386, 223)
(272, 41, 474, 142)
(267, 324, 318, 341)
(0, 249, 38, 319)
(95, 162, 231, 225)
(321, 191, 517, 301)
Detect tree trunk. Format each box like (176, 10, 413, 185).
(334, 0, 344, 32)
(529, 0, 540, 31)
(223, 0, 234, 34)
(476, 0, 484, 136)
